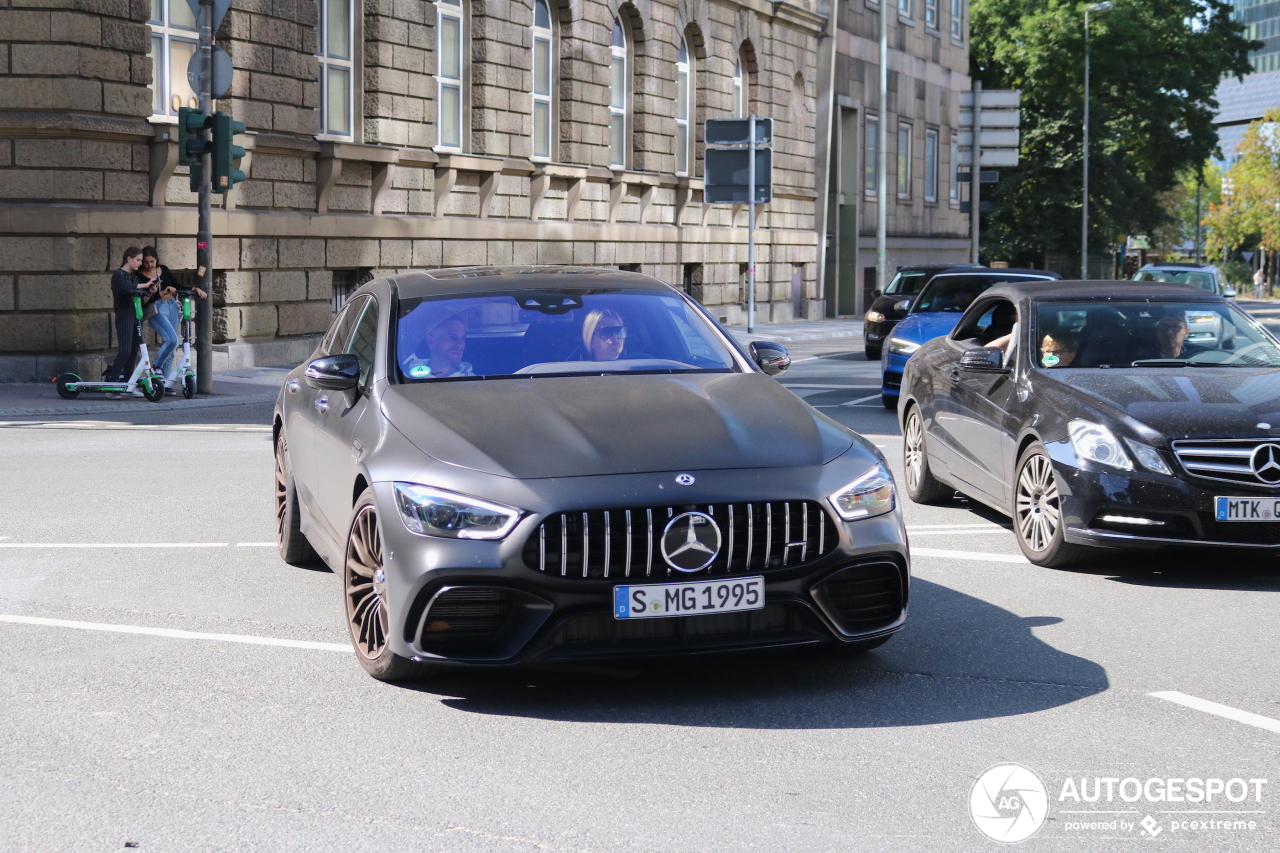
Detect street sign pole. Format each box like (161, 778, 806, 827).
(196, 0, 214, 395)
(747, 115, 756, 333)
(970, 80, 981, 265)
(876, 1, 888, 296)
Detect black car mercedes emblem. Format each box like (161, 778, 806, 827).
(675, 473, 695, 486)
(1251, 443, 1280, 485)
(660, 511, 722, 572)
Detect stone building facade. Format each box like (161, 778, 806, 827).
(0, 0, 972, 380)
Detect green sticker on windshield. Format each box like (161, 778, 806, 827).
(410, 364, 431, 377)
(1042, 353, 1060, 367)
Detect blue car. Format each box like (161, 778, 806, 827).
(879, 269, 1059, 409)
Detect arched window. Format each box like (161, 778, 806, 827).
(531, 0, 553, 160)
(610, 18, 627, 168)
(676, 38, 692, 175)
(732, 55, 745, 118)
(437, 0, 465, 150)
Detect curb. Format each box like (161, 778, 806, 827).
(0, 391, 278, 418)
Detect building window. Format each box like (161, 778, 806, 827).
(924, 128, 939, 201)
(532, 0, 553, 160)
(438, 0, 465, 150)
(897, 122, 912, 198)
(318, 0, 354, 137)
(864, 115, 878, 197)
(951, 0, 963, 40)
(148, 0, 198, 118)
(732, 56, 746, 117)
(898, 0, 911, 18)
(925, 0, 938, 29)
(610, 18, 627, 168)
(950, 137, 960, 204)
(676, 38, 692, 175)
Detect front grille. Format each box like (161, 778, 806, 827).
(523, 500, 839, 579)
(420, 587, 514, 650)
(1197, 514, 1280, 545)
(1172, 439, 1280, 488)
(815, 560, 905, 632)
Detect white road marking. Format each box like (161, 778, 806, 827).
(0, 614, 352, 653)
(0, 542, 230, 549)
(907, 529, 1008, 537)
(841, 393, 885, 407)
(912, 547, 1029, 564)
(236, 542, 277, 547)
(907, 523, 1007, 531)
(1149, 691, 1280, 735)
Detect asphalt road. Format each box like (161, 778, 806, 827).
(1, 343, 1278, 852)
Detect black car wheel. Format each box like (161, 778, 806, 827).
(275, 434, 317, 566)
(1013, 443, 1090, 567)
(345, 490, 444, 682)
(903, 406, 950, 504)
(864, 344, 882, 360)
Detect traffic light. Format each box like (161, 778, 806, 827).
(178, 107, 212, 192)
(211, 112, 246, 194)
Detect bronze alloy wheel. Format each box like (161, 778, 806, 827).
(1013, 444, 1089, 567)
(274, 441, 289, 541)
(345, 503, 389, 661)
(274, 434, 316, 565)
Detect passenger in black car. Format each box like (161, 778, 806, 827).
(1039, 330, 1079, 367)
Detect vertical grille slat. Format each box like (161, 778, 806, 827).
(524, 500, 839, 580)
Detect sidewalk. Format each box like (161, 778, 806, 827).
(0, 367, 291, 417)
(724, 318, 863, 345)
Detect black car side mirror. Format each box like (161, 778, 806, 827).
(305, 354, 361, 390)
(959, 347, 1009, 374)
(872, 289, 883, 298)
(750, 341, 791, 376)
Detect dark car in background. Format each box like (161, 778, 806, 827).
(863, 265, 980, 359)
(898, 280, 1280, 567)
(273, 267, 911, 682)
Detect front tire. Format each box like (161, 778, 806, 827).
(864, 344, 882, 360)
(55, 373, 81, 399)
(182, 374, 196, 399)
(1013, 443, 1091, 568)
(902, 405, 950, 504)
(141, 375, 165, 402)
(345, 490, 445, 682)
(275, 434, 317, 566)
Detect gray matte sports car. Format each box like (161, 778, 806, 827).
(273, 266, 909, 681)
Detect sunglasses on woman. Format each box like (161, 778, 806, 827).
(596, 325, 627, 340)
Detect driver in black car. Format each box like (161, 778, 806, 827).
(1140, 311, 1206, 361)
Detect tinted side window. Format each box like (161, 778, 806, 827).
(320, 295, 368, 356)
(345, 297, 380, 386)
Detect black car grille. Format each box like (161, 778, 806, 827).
(522, 500, 839, 579)
(1172, 439, 1280, 489)
(1197, 515, 1280, 545)
(813, 560, 905, 633)
(419, 587, 514, 650)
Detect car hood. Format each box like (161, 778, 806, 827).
(894, 312, 964, 344)
(1041, 369, 1280, 439)
(381, 373, 855, 478)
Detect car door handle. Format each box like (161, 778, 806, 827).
(286, 379, 299, 393)
(949, 367, 961, 382)
(315, 395, 329, 413)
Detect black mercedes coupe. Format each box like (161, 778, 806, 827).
(897, 280, 1280, 566)
(273, 267, 910, 681)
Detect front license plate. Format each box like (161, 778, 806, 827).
(613, 576, 764, 620)
(1215, 496, 1280, 521)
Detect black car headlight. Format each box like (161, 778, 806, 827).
(393, 483, 523, 540)
(887, 337, 920, 356)
(1068, 420, 1133, 471)
(829, 464, 896, 521)
(1123, 437, 1173, 476)
(865, 310, 886, 323)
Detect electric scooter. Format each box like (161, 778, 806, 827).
(53, 293, 166, 402)
(162, 288, 198, 399)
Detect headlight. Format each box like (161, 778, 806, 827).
(865, 310, 886, 323)
(1067, 420, 1133, 471)
(829, 464, 896, 521)
(1123, 438, 1173, 476)
(393, 483, 523, 540)
(894, 299, 912, 312)
(887, 337, 920, 356)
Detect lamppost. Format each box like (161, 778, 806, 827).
(1081, 0, 1113, 280)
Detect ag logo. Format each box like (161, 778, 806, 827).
(970, 764, 1049, 843)
(660, 511, 721, 572)
(1249, 443, 1280, 485)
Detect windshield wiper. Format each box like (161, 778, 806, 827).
(1129, 359, 1191, 367)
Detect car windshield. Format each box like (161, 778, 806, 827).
(884, 270, 931, 295)
(1133, 270, 1216, 292)
(395, 289, 740, 381)
(911, 274, 1049, 313)
(1033, 301, 1280, 369)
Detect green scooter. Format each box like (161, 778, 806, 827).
(161, 288, 198, 399)
(53, 294, 166, 402)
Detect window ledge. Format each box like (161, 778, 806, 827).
(435, 152, 505, 172)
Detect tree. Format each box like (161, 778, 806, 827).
(1203, 110, 1280, 261)
(970, 0, 1256, 269)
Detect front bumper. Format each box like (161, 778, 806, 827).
(372, 473, 911, 666)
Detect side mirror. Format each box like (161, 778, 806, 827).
(1222, 286, 1238, 299)
(871, 289, 883, 299)
(959, 347, 1009, 374)
(750, 341, 791, 376)
(304, 354, 361, 390)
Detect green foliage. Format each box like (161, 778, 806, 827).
(971, 0, 1257, 265)
(1203, 109, 1280, 259)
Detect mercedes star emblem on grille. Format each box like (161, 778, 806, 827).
(1250, 443, 1280, 485)
(660, 511, 722, 572)
(675, 473, 695, 486)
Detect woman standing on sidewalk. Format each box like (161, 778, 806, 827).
(138, 247, 205, 377)
(105, 247, 156, 383)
